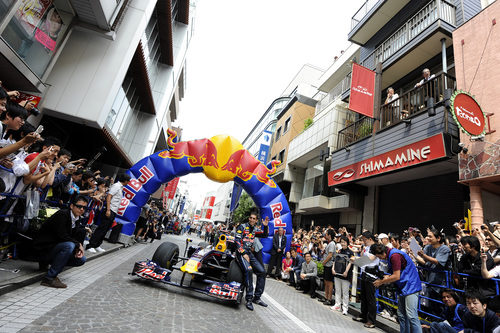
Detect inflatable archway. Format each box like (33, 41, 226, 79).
(115, 129, 292, 263)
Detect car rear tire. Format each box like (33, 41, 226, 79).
(198, 241, 209, 248)
(152, 242, 179, 270)
(226, 259, 243, 284)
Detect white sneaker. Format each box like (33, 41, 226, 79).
(330, 305, 341, 311)
(95, 247, 106, 252)
(343, 309, 348, 316)
(83, 240, 89, 246)
(87, 248, 97, 253)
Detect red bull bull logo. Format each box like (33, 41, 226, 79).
(158, 129, 279, 187)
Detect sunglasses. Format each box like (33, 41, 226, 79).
(74, 204, 86, 210)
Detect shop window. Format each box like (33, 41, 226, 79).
(1, 1, 73, 77)
(283, 116, 291, 133)
(0, 0, 15, 23)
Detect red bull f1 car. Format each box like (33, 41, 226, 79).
(131, 233, 245, 305)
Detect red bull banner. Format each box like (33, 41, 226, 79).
(115, 129, 292, 263)
(165, 177, 179, 200)
(349, 63, 376, 118)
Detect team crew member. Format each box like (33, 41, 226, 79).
(371, 243, 422, 333)
(235, 212, 269, 311)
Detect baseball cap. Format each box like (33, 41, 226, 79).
(378, 233, 389, 239)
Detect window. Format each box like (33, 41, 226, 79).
(283, 117, 291, 133)
(1, 1, 73, 77)
(278, 149, 285, 163)
(271, 155, 277, 161)
(275, 127, 282, 141)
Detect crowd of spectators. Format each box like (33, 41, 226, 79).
(262, 221, 500, 332)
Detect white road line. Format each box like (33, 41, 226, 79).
(262, 292, 316, 333)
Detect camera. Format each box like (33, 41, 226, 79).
(29, 107, 40, 116)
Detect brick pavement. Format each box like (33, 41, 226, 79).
(0, 235, 388, 332)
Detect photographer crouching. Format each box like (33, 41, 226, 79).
(371, 243, 422, 333)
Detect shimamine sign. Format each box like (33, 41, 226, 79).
(328, 134, 447, 186)
(450, 91, 486, 136)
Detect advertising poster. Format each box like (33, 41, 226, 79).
(16, 0, 52, 35)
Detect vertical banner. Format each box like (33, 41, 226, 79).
(348, 63, 376, 118)
(230, 182, 243, 212)
(165, 177, 179, 199)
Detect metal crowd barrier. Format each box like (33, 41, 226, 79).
(351, 262, 500, 323)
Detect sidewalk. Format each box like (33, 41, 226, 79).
(0, 240, 127, 296)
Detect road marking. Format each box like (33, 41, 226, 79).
(262, 292, 316, 333)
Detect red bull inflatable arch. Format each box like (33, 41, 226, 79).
(115, 129, 292, 263)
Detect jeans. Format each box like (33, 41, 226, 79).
(398, 292, 422, 333)
(42, 242, 86, 279)
(88, 211, 115, 249)
(429, 322, 456, 333)
(238, 252, 266, 301)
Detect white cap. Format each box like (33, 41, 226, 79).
(378, 233, 389, 239)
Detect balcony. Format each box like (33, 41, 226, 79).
(349, 0, 411, 45)
(336, 72, 456, 150)
(361, 0, 456, 71)
(316, 74, 351, 114)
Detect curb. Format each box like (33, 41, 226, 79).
(313, 290, 399, 333)
(0, 244, 125, 297)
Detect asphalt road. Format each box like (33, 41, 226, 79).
(0, 234, 384, 332)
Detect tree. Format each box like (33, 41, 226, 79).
(232, 192, 256, 224)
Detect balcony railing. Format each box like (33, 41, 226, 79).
(351, 0, 380, 30)
(361, 0, 456, 70)
(337, 116, 375, 149)
(336, 72, 456, 149)
(380, 72, 456, 129)
(316, 73, 351, 114)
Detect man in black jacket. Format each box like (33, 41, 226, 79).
(462, 290, 500, 333)
(458, 236, 495, 296)
(34, 196, 88, 288)
(266, 227, 286, 279)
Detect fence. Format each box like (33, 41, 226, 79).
(353, 263, 500, 323)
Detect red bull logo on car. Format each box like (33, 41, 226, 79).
(116, 128, 293, 264)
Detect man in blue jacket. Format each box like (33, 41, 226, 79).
(371, 243, 422, 333)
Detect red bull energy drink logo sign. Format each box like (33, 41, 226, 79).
(115, 128, 293, 264)
(159, 129, 279, 187)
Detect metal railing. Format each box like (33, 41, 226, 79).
(379, 72, 456, 129)
(351, 0, 380, 30)
(316, 73, 351, 114)
(337, 116, 374, 149)
(362, 0, 456, 70)
(335, 72, 456, 150)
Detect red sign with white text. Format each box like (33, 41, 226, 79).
(165, 178, 180, 200)
(348, 63, 376, 118)
(328, 134, 447, 186)
(451, 92, 486, 136)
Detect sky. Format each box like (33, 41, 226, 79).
(173, 0, 365, 209)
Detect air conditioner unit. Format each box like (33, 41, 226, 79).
(71, 0, 125, 31)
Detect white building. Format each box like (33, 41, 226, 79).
(0, 0, 195, 171)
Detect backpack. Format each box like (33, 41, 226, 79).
(334, 253, 349, 274)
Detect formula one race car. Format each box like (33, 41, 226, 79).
(131, 232, 245, 305)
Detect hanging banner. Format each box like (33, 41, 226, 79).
(165, 177, 179, 200)
(450, 91, 486, 137)
(348, 63, 376, 118)
(230, 182, 243, 212)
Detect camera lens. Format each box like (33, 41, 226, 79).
(29, 107, 40, 116)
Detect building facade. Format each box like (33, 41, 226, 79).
(453, 0, 500, 228)
(0, 0, 194, 173)
(325, 0, 483, 234)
